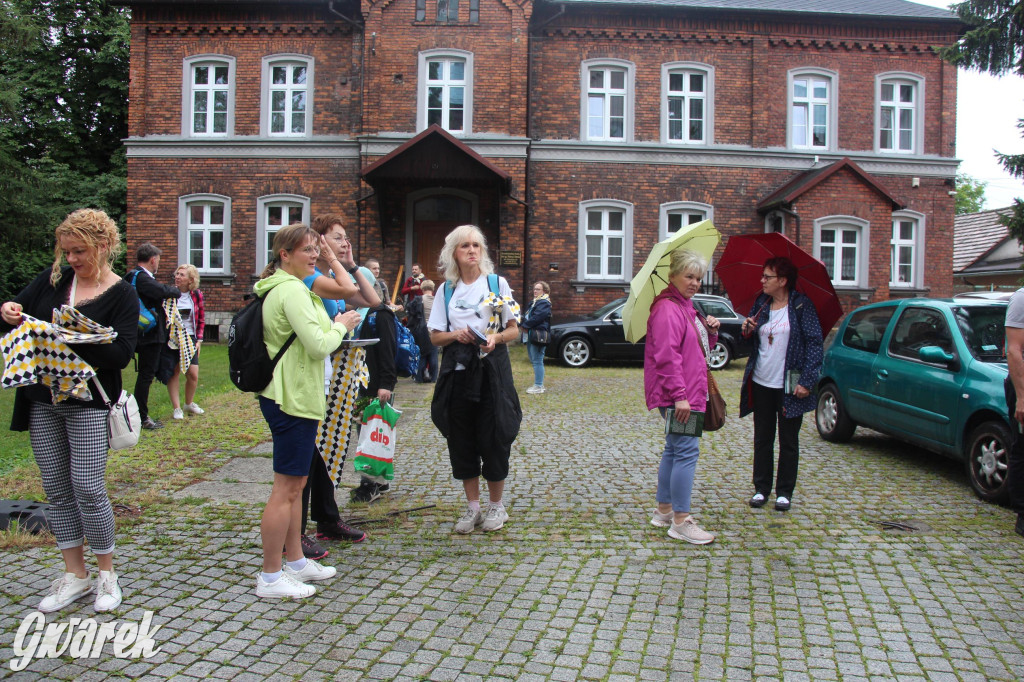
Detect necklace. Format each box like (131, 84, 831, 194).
(767, 305, 787, 345)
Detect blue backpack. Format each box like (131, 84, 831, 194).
(363, 308, 420, 378)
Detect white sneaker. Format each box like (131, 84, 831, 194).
(183, 402, 205, 415)
(172, 408, 184, 420)
(256, 572, 316, 599)
(284, 559, 336, 582)
(650, 509, 673, 528)
(481, 504, 509, 532)
(526, 385, 545, 394)
(38, 572, 93, 613)
(668, 516, 715, 545)
(94, 571, 122, 612)
(453, 507, 483, 534)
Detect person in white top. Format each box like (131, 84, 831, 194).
(167, 264, 205, 420)
(427, 225, 522, 534)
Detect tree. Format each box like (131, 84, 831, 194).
(955, 173, 988, 214)
(0, 0, 129, 300)
(942, 1, 1024, 243)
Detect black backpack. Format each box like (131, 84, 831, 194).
(227, 291, 296, 392)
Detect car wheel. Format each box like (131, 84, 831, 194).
(708, 341, 730, 370)
(559, 336, 592, 368)
(815, 383, 855, 442)
(965, 421, 1012, 504)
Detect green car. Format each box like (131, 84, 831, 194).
(815, 298, 1011, 503)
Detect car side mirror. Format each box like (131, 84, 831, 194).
(919, 345, 957, 368)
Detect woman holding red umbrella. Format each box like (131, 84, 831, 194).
(739, 256, 823, 512)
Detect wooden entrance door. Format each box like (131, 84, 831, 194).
(412, 194, 474, 288)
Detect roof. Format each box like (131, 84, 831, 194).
(757, 157, 903, 212)
(953, 206, 1016, 272)
(549, 0, 959, 21)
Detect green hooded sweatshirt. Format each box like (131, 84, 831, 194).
(254, 268, 351, 420)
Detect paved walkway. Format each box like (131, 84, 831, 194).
(2, 365, 1024, 680)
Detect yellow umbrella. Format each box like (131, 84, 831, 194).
(621, 219, 721, 343)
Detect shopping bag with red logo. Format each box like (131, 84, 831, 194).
(353, 398, 401, 482)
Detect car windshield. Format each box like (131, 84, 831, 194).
(954, 305, 1007, 362)
(588, 298, 626, 319)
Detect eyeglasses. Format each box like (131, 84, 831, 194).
(760, 274, 778, 281)
(298, 246, 321, 256)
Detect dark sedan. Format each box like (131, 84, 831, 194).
(545, 294, 753, 369)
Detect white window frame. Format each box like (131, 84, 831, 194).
(577, 199, 633, 282)
(764, 211, 786, 235)
(581, 59, 635, 142)
(261, 55, 314, 138)
(178, 194, 231, 275)
(659, 201, 714, 241)
(814, 215, 870, 287)
(417, 49, 473, 134)
(890, 210, 926, 288)
(875, 72, 924, 155)
(256, 195, 311, 271)
(182, 55, 236, 137)
(661, 62, 714, 145)
(788, 68, 837, 151)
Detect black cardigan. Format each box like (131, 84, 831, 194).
(3, 266, 139, 431)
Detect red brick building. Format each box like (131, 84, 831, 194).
(120, 0, 962, 336)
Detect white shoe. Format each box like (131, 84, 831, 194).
(94, 571, 122, 612)
(38, 572, 93, 613)
(453, 507, 483, 534)
(256, 572, 316, 599)
(183, 402, 205, 415)
(284, 558, 336, 582)
(668, 516, 715, 545)
(172, 408, 184, 420)
(650, 509, 673, 528)
(481, 504, 509, 532)
(526, 385, 545, 394)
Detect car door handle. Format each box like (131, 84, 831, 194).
(876, 369, 888, 380)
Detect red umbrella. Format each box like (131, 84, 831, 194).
(715, 232, 844, 332)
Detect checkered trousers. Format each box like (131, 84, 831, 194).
(29, 401, 116, 554)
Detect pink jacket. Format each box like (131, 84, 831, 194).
(643, 286, 717, 412)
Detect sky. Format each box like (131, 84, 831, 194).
(913, 0, 1024, 209)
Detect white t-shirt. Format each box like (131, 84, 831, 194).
(427, 275, 516, 334)
(176, 292, 196, 337)
(753, 306, 790, 388)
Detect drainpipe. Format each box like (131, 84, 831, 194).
(328, 1, 365, 133)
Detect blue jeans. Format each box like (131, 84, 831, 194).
(655, 408, 701, 512)
(527, 341, 545, 387)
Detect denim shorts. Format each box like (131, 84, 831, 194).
(258, 396, 318, 476)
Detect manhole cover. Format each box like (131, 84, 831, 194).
(878, 519, 931, 533)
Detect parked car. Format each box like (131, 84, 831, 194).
(815, 298, 1011, 503)
(953, 291, 1015, 302)
(546, 294, 753, 370)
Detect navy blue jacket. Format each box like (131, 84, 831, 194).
(739, 290, 824, 418)
(520, 297, 551, 333)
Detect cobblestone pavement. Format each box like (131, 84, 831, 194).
(2, 362, 1024, 680)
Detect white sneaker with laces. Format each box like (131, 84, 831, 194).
(38, 572, 93, 613)
(256, 572, 316, 599)
(650, 509, 673, 528)
(285, 559, 337, 582)
(481, 504, 509, 532)
(526, 385, 545, 394)
(453, 507, 483, 534)
(94, 571, 122, 612)
(184, 402, 205, 415)
(668, 516, 715, 545)
(172, 408, 184, 420)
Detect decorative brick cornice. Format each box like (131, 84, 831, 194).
(144, 23, 348, 37)
(542, 27, 751, 44)
(767, 37, 935, 53)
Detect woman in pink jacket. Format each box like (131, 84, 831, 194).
(644, 248, 720, 544)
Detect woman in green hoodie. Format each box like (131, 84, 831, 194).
(253, 223, 361, 600)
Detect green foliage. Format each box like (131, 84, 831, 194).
(0, 0, 129, 295)
(955, 173, 987, 214)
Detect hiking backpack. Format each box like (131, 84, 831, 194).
(363, 307, 420, 378)
(227, 292, 296, 392)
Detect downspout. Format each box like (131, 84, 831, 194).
(328, 1, 365, 134)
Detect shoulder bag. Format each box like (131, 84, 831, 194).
(692, 314, 727, 432)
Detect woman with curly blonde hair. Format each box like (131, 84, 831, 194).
(0, 208, 138, 612)
(166, 263, 206, 420)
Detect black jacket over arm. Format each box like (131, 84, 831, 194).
(2, 266, 139, 431)
(128, 266, 180, 346)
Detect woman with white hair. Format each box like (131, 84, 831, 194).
(427, 225, 522, 534)
(645, 248, 720, 544)
(166, 263, 205, 420)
